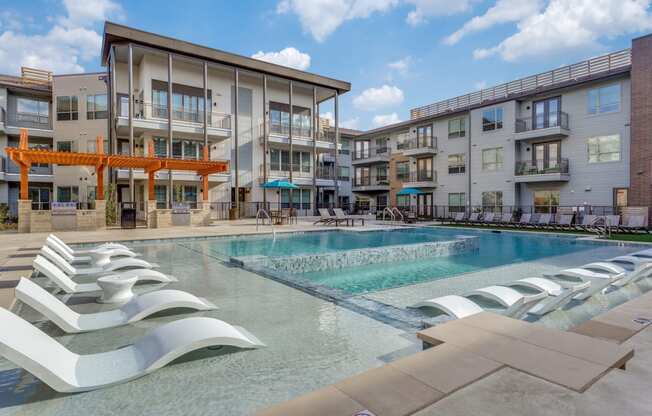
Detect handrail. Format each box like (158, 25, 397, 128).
(256, 208, 275, 238)
(382, 207, 395, 222)
(392, 207, 404, 223)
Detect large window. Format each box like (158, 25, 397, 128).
(448, 154, 466, 174)
(396, 161, 409, 181)
(448, 118, 465, 138)
(17, 98, 49, 126)
(56, 141, 73, 152)
(173, 185, 197, 205)
(281, 188, 311, 209)
(152, 89, 168, 118)
(482, 148, 503, 171)
(153, 138, 167, 157)
(355, 166, 370, 186)
(397, 194, 410, 208)
(56, 96, 78, 121)
(338, 166, 350, 180)
(482, 191, 503, 212)
(534, 190, 560, 213)
(269, 102, 311, 137)
(86, 94, 107, 120)
(588, 84, 620, 115)
(588, 134, 621, 163)
(154, 185, 167, 209)
(448, 193, 466, 212)
(57, 186, 79, 203)
(269, 149, 311, 173)
(482, 107, 503, 132)
(172, 92, 205, 123)
(171, 139, 202, 160)
(416, 125, 433, 147)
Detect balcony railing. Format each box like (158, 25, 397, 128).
(127, 102, 231, 130)
(352, 145, 391, 161)
(7, 162, 52, 175)
(515, 111, 569, 133)
(353, 175, 389, 187)
(0, 107, 5, 123)
(260, 164, 313, 179)
(398, 136, 437, 151)
(315, 165, 335, 180)
(515, 158, 569, 176)
(7, 112, 51, 130)
(269, 123, 312, 138)
(402, 171, 437, 183)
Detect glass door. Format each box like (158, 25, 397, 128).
(417, 158, 433, 181)
(417, 193, 433, 218)
(533, 97, 561, 129)
(532, 141, 560, 172)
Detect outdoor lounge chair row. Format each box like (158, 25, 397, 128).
(0, 234, 264, 393)
(412, 248, 652, 321)
(448, 212, 649, 232)
(314, 208, 365, 226)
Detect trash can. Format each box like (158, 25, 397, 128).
(120, 207, 136, 229)
(229, 208, 239, 220)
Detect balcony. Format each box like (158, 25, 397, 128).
(116, 102, 231, 140)
(351, 145, 391, 165)
(515, 158, 570, 183)
(263, 123, 336, 151)
(398, 136, 438, 156)
(401, 171, 437, 188)
(514, 112, 570, 141)
(258, 163, 335, 187)
(5, 111, 53, 137)
(352, 175, 390, 192)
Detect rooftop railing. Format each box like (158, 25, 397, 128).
(410, 49, 631, 120)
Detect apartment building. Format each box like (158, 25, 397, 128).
(102, 22, 351, 217)
(352, 35, 652, 216)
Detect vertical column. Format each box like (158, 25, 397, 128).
(234, 68, 240, 214)
(262, 74, 268, 205)
(288, 80, 293, 210)
(128, 43, 135, 203)
(167, 53, 174, 209)
(96, 135, 105, 200)
(109, 45, 117, 156)
(312, 87, 317, 214)
(334, 90, 340, 208)
(203, 61, 209, 205)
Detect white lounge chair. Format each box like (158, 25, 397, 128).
(40, 245, 158, 277)
(0, 307, 264, 392)
(33, 256, 175, 294)
(585, 259, 652, 287)
(15, 277, 216, 333)
(46, 236, 138, 266)
(544, 268, 624, 300)
(49, 233, 130, 252)
(505, 277, 590, 316)
(412, 287, 546, 320)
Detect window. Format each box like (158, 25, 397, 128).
(87, 139, 109, 154)
(338, 166, 350, 180)
(153, 138, 167, 157)
(57, 141, 73, 152)
(396, 161, 409, 181)
(376, 138, 388, 154)
(448, 154, 466, 174)
(339, 138, 350, 155)
(354, 141, 370, 159)
(154, 185, 167, 209)
(397, 195, 410, 208)
(269, 102, 311, 137)
(416, 125, 433, 147)
(588, 134, 621, 163)
(152, 89, 168, 118)
(173, 185, 197, 205)
(534, 190, 559, 213)
(416, 157, 433, 181)
(482, 191, 503, 212)
(376, 165, 388, 183)
(269, 149, 311, 173)
(482, 148, 503, 171)
(56, 96, 78, 121)
(86, 94, 107, 119)
(448, 118, 465, 138)
(396, 132, 409, 150)
(17, 98, 49, 125)
(482, 107, 503, 131)
(281, 188, 311, 209)
(355, 166, 370, 186)
(588, 84, 621, 114)
(448, 193, 465, 212)
(57, 186, 79, 203)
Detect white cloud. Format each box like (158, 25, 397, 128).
(321, 111, 334, 125)
(372, 112, 401, 127)
(353, 85, 404, 111)
(341, 117, 360, 129)
(387, 56, 411, 75)
(444, 0, 542, 45)
(0, 0, 122, 74)
(405, 0, 476, 26)
(277, 0, 398, 42)
(473, 0, 652, 61)
(251, 47, 311, 70)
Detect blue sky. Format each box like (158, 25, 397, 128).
(1, 0, 652, 130)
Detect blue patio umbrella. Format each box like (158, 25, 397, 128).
(262, 179, 299, 209)
(397, 187, 423, 196)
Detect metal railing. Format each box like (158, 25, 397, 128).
(515, 111, 569, 133)
(398, 136, 437, 151)
(7, 112, 51, 129)
(256, 208, 276, 237)
(353, 175, 390, 187)
(269, 123, 312, 138)
(352, 145, 391, 161)
(260, 164, 313, 180)
(400, 171, 437, 183)
(515, 158, 569, 176)
(130, 102, 232, 129)
(410, 49, 631, 119)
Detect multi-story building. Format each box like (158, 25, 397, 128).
(102, 22, 351, 217)
(353, 35, 652, 217)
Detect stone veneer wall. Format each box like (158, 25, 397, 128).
(630, 34, 652, 211)
(30, 210, 52, 233)
(76, 210, 97, 231)
(240, 235, 479, 274)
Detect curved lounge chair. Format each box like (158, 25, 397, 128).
(544, 268, 624, 300)
(47, 236, 138, 266)
(412, 288, 546, 320)
(15, 278, 216, 333)
(34, 256, 175, 294)
(582, 260, 652, 287)
(49, 233, 130, 252)
(0, 307, 264, 393)
(504, 277, 590, 316)
(40, 245, 158, 277)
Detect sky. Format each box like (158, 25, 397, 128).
(1, 0, 652, 131)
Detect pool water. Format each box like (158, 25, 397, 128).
(196, 228, 452, 258)
(295, 229, 597, 294)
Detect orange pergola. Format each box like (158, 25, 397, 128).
(6, 129, 229, 203)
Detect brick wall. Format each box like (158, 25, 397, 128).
(630, 35, 652, 206)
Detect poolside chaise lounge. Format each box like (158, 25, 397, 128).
(498, 213, 514, 225)
(504, 277, 590, 316)
(40, 245, 159, 277)
(480, 212, 496, 225)
(49, 233, 130, 252)
(34, 256, 175, 294)
(412, 286, 546, 320)
(554, 214, 574, 230)
(534, 213, 553, 228)
(0, 307, 264, 393)
(517, 213, 533, 228)
(334, 208, 365, 226)
(577, 214, 599, 232)
(451, 212, 466, 224)
(580, 260, 652, 287)
(466, 212, 482, 224)
(544, 268, 625, 300)
(15, 277, 216, 333)
(313, 208, 336, 225)
(46, 235, 139, 266)
(619, 215, 648, 232)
